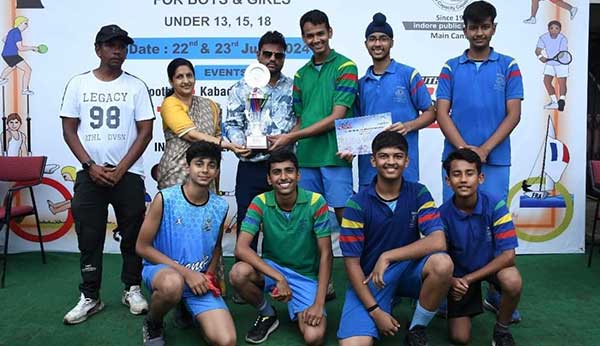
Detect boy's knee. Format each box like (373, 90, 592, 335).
(229, 262, 255, 287)
(303, 328, 325, 346)
(427, 253, 454, 278)
(499, 269, 522, 297)
(449, 334, 470, 346)
(211, 332, 236, 346)
(155, 272, 184, 301)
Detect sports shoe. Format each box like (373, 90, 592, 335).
(558, 99, 566, 112)
(523, 16, 536, 24)
(21, 89, 34, 95)
(570, 7, 578, 20)
(122, 285, 149, 315)
(172, 301, 193, 329)
(143, 316, 165, 346)
(543, 101, 559, 110)
(492, 329, 516, 346)
(483, 291, 522, 324)
(245, 310, 279, 344)
(0, 78, 7, 86)
(326, 281, 336, 301)
(404, 325, 428, 346)
(63, 293, 105, 325)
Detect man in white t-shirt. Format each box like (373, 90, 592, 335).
(60, 24, 155, 325)
(536, 20, 569, 111)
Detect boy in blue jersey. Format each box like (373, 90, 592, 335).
(436, 0, 523, 203)
(436, 2, 523, 320)
(440, 149, 522, 346)
(338, 131, 453, 346)
(136, 141, 236, 346)
(338, 12, 434, 188)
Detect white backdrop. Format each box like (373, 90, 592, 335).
(1, 0, 588, 255)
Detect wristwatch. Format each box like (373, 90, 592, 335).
(82, 159, 96, 170)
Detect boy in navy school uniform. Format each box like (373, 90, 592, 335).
(337, 131, 453, 346)
(439, 148, 522, 346)
(436, 1, 524, 322)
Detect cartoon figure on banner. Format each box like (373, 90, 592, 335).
(536, 20, 571, 112)
(1, 112, 27, 156)
(47, 165, 76, 215)
(524, 0, 577, 24)
(0, 16, 47, 95)
(507, 115, 574, 242)
(10, 172, 74, 243)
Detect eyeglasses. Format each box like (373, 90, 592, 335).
(367, 35, 391, 43)
(261, 50, 286, 60)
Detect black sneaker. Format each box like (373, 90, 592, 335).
(172, 301, 193, 329)
(558, 99, 566, 111)
(404, 325, 428, 346)
(245, 310, 279, 344)
(142, 316, 165, 346)
(492, 329, 516, 346)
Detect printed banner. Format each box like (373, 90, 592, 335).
(0, 0, 588, 254)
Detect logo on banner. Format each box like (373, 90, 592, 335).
(402, 2, 467, 40)
(432, 0, 471, 12)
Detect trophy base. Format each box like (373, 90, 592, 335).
(246, 135, 268, 150)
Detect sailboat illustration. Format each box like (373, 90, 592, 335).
(519, 116, 570, 208)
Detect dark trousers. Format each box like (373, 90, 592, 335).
(235, 160, 271, 253)
(71, 171, 145, 299)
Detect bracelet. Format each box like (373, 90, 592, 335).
(366, 303, 379, 313)
(537, 54, 544, 60)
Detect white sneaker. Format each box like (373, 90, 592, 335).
(21, 89, 34, 95)
(122, 285, 148, 315)
(570, 7, 578, 20)
(0, 78, 7, 86)
(523, 16, 536, 24)
(544, 101, 559, 110)
(63, 293, 104, 325)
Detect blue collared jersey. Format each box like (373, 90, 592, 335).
(439, 190, 518, 277)
(436, 49, 524, 165)
(356, 59, 432, 184)
(340, 179, 443, 274)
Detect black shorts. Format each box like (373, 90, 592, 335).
(447, 275, 501, 319)
(2, 55, 23, 67)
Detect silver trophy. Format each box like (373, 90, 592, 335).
(243, 63, 270, 149)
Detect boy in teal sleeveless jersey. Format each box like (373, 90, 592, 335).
(136, 141, 236, 346)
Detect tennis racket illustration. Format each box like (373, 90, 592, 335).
(547, 50, 572, 65)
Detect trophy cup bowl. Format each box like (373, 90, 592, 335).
(244, 63, 271, 150)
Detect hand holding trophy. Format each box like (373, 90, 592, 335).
(244, 63, 270, 149)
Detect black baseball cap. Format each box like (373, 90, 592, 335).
(95, 24, 134, 45)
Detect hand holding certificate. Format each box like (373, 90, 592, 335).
(335, 113, 392, 155)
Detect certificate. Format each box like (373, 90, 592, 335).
(335, 113, 392, 155)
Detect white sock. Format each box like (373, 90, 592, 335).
(550, 95, 558, 103)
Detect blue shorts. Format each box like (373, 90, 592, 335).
(299, 167, 353, 208)
(442, 164, 509, 202)
(337, 256, 430, 340)
(263, 259, 326, 321)
(142, 264, 228, 317)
